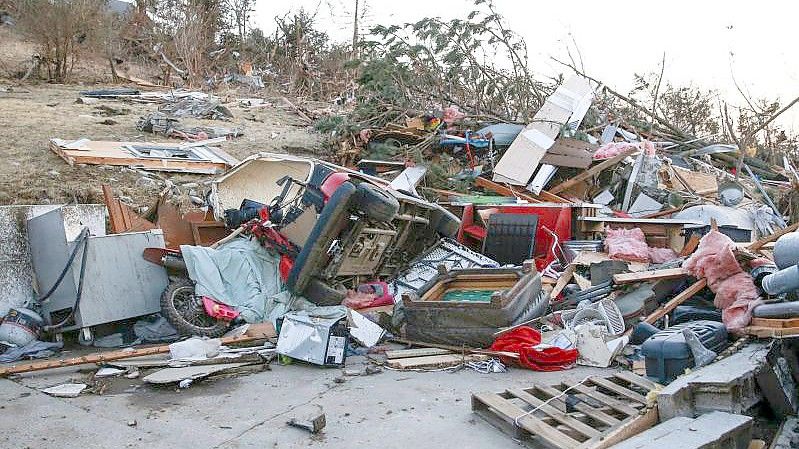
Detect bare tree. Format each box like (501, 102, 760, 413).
(15, 0, 108, 82)
(223, 0, 254, 41)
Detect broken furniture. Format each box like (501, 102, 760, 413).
(50, 138, 238, 174)
(457, 203, 573, 270)
(577, 216, 702, 252)
(402, 267, 548, 347)
(472, 371, 658, 448)
(103, 185, 229, 249)
(27, 207, 168, 342)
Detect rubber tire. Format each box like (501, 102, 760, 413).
(353, 182, 400, 222)
(429, 204, 461, 238)
(160, 278, 229, 338)
(287, 181, 357, 295)
(301, 278, 347, 306)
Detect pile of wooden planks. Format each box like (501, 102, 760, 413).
(744, 317, 799, 338)
(472, 372, 660, 449)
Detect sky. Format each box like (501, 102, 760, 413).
(252, 0, 799, 132)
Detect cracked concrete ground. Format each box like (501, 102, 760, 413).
(0, 354, 610, 448)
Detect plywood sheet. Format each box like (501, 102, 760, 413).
(493, 76, 594, 185)
(50, 139, 233, 174)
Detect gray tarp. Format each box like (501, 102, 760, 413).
(181, 238, 284, 323)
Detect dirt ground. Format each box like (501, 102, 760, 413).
(0, 82, 325, 208)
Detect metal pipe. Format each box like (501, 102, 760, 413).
(761, 264, 799, 296)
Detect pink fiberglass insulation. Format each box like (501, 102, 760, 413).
(605, 227, 650, 262)
(683, 230, 761, 330)
(649, 247, 679, 264)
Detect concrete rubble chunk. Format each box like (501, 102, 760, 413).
(610, 411, 752, 449)
(657, 343, 769, 420)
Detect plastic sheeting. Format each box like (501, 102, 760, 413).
(181, 237, 284, 323)
(683, 230, 762, 330)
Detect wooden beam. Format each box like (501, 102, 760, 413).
(748, 222, 799, 251)
(680, 233, 701, 256)
(549, 148, 638, 194)
(388, 337, 519, 359)
(613, 268, 689, 285)
(475, 176, 571, 203)
(633, 278, 708, 329)
(0, 324, 276, 377)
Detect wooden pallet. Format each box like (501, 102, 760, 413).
(472, 372, 659, 449)
(744, 317, 799, 338)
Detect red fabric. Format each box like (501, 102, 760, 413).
(490, 326, 578, 371)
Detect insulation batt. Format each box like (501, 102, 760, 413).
(605, 227, 650, 262)
(604, 227, 678, 263)
(682, 230, 762, 330)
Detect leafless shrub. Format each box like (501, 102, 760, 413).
(15, 0, 108, 82)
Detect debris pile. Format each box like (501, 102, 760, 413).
(3, 73, 799, 448)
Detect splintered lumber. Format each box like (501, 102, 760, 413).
(549, 264, 576, 299)
(680, 234, 701, 256)
(613, 268, 689, 285)
(0, 324, 276, 377)
(635, 278, 707, 328)
(385, 348, 452, 359)
(474, 176, 570, 203)
(748, 222, 799, 251)
(549, 148, 638, 194)
(102, 184, 157, 234)
(388, 337, 518, 359)
(386, 353, 489, 369)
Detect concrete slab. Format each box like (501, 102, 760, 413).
(657, 343, 769, 420)
(610, 411, 752, 449)
(1, 354, 611, 448)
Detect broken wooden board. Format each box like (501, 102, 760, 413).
(102, 184, 157, 234)
(386, 353, 489, 369)
(472, 372, 656, 449)
(50, 138, 236, 174)
(743, 326, 799, 339)
(750, 317, 799, 328)
(0, 325, 275, 377)
(549, 147, 638, 194)
(493, 76, 594, 186)
(633, 279, 708, 329)
(667, 166, 718, 195)
(143, 362, 250, 384)
(613, 268, 689, 285)
(385, 348, 453, 359)
(540, 137, 597, 169)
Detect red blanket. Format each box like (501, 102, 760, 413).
(490, 326, 578, 371)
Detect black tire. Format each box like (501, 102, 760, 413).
(287, 181, 357, 294)
(353, 182, 400, 222)
(301, 278, 347, 306)
(429, 204, 461, 238)
(160, 278, 229, 338)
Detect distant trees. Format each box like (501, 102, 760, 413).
(15, 0, 108, 82)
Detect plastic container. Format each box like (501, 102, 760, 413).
(641, 320, 728, 383)
(671, 306, 722, 324)
(0, 308, 43, 346)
